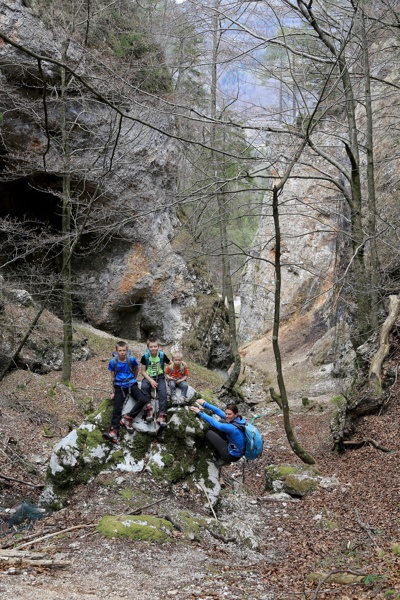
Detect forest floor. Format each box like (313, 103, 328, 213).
(0, 321, 399, 599)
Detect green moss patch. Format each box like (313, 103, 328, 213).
(265, 463, 320, 494)
(97, 514, 174, 543)
(283, 473, 318, 497)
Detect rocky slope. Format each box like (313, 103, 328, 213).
(0, 316, 399, 599)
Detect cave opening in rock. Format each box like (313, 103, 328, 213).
(0, 175, 62, 228)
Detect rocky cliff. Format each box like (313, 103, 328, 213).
(239, 38, 400, 349)
(0, 0, 229, 366)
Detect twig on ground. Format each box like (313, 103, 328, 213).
(14, 523, 97, 550)
(355, 509, 381, 551)
(164, 515, 183, 532)
(123, 497, 167, 515)
(197, 483, 218, 520)
(343, 439, 391, 452)
(206, 527, 235, 544)
(311, 568, 366, 599)
(0, 473, 44, 488)
(1, 527, 55, 549)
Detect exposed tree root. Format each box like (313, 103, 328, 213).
(343, 439, 391, 452)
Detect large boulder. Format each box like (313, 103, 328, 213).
(43, 398, 221, 509)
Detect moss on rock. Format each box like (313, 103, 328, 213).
(97, 514, 174, 543)
(283, 473, 318, 497)
(265, 463, 320, 494)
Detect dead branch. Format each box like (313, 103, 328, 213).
(355, 509, 381, 551)
(124, 497, 167, 515)
(1, 527, 55, 549)
(0, 473, 45, 488)
(14, 523, 97, 550)
(198, 483, 218, 520)
(369, 294, 400, 397)
(310, 568, 366, 598)
(206, 527, 235, 544)
(0, 548, 70, 568)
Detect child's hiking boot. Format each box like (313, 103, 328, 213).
(171, 395, 179, 406)
(120, 415, 134, 433)
(145, 403, 154, 422)
(156, 413, 167, 428)
(104, 428, 118, 443)
(179, 397, 187, 406)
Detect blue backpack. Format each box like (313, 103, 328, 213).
(111, 350, 136, 375)
(232, 418, 263, 460)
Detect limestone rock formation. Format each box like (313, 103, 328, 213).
(0, 0, 230, 367)
(0, 281, 90, 373)
(238, 171, 339, 344)
(43, 398, 221, 509)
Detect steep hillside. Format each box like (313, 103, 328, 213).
(1, 319, 399, 599)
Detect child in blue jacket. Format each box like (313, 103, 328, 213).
(106, 341, 148, 442)
(191, 399, 245, 463)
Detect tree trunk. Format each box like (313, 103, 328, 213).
(362, 7, 379, 331)
(271, 186, 315, 464)
(60, 53, 73, 385)
(368, 294, 400, 397)
(210, 4, 240, 391)
(340, 59, 371, 342)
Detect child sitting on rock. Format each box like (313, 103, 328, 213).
(140, 337, 170, 427)
(165, 352, 189, 406)
(106, 341, 149, 442)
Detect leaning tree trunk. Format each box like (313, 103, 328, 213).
(271, 186, 315, 464)
(368, 294, 400, 398)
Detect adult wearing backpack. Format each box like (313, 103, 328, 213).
(190, 399, 245, 464)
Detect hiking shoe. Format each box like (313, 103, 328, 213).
(108, 429, 118, 443)
(145, 404, 154, 423)
(179, 398, 187, 406)
(171, 395, 179, 406)
(156, 413, 167, 427)
(120, 415, 134, 433)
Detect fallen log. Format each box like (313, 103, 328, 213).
(308, 570, 365, 585)
(0, 548, 70, 568)
(0, 473, 44, 488)
(15, 523, 97, 550)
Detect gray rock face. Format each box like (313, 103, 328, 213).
(238, 172, 339, 344)
(0, 1, 230, 365)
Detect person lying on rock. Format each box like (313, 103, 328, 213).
(106, 341, 149, 442)
(190, 399, 245, 464)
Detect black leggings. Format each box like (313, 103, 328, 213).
(205, 430, 241, 463)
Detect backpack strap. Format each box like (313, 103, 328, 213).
(112, 352, 135, 375)
(231, 422, 246, 434)
(145, 349, 165, 369)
